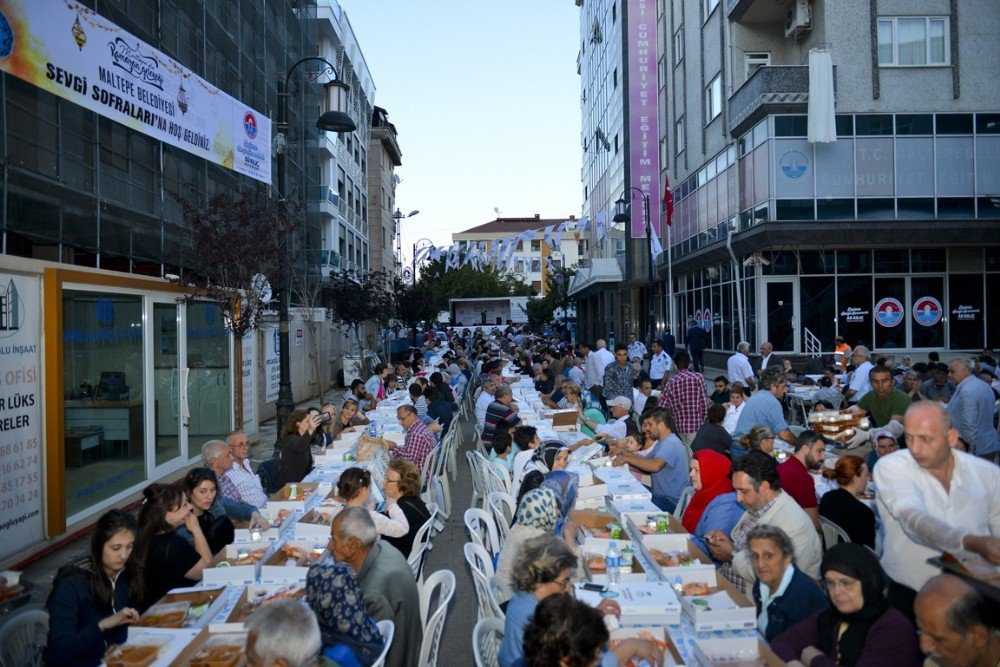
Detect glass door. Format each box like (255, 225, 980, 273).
(185, 302, 233, 445)
(762, 278, 799, 353)
(151, 300, 183, 471)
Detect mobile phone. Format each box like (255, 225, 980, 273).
(318, 414, 332, 423)
(581, 582, 606, 592)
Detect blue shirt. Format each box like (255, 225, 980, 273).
(690, 492, 746, 556)
(948, 376, 1000, 456)
(734, 390, 789, 437)
(649, 434, 689, 503)
(500, 592, 617, 667)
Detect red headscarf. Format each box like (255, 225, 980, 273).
(681, 450, 734, 533)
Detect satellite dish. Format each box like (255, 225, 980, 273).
(251, 273, 273, 302)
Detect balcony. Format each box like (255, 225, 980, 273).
(728, 65, 836, 137)
(727, 0, 786, 23)
(309, 186, 339, 218)
(318, 135, 337, 159)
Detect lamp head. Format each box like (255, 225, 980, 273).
(317, 79, 356, 133)
(613, 197, 629, 223)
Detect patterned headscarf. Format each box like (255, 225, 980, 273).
(306, 562, 384, 661)
(514, 488, 560, 533)
(540, 470, 579, 531)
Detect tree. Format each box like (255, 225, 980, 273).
(323, 269, 395, 382)
(414, 258, 534, 317)
(393, 277, 438, 345)
(525, 265, 577, 331)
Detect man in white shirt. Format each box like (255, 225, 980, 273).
(475, 377, 499, 429)
(627, 333, 647, 364)
(594, 339, 616, 376)
(758, 341, 775, 373)
(727, 342, 757, 392)
(224, 430, 269, 509)
(648, 339, 673, 389)
(580, 343, 603, 395)
(566, 356, 586, 387)
(845, 345, 874, 403)
(874, 401, 1000, 619)
(633, 378, 654, 418)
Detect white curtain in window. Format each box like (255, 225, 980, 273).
(808, 49, 837, 143)
(929, 19, 946, 63)
(898, 18, 926, 65)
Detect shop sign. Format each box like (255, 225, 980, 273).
(951, 304, 980, 322)
(874, 298, 904, 327)
(913, 296, 943, 326)
(0, 273, 44, 562)
(264, 327, 280, 403)
(625, 0, 661, 238)
(241, 333, 254, 432)
(840, 307, 869, 323)
(0, 0, 271, 184)
(702, 309, 713, 331)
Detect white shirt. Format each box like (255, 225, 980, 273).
(760, 353, 774, 372)
(595, 417, 628, 441)
(567, 364, 585, 387)
(633, 388, 652, 417)
(476, 390, 495, 429)
(595, 347, 616, 377)
(723, 403, 745, 435)
(848, 361, 874, 402)
(583, 353, 603, 389)
(874, 449, 1000, 592)
(727, 352, 754, 385)
(627, 341, 648, 360)
(649, 351, 673, 381)
(228, 459, 268, 508)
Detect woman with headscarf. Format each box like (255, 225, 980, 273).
(684, 450, 746, 558)
(522, 440, 570, 484)
(306, 562, 385, 667)
(538, 470, 579, 533)
(495, 488, 576, 591)
(771, 543, 920, 667)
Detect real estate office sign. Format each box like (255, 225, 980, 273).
(0, 0, 272, 184)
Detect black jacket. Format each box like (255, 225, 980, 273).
(278, 433, 315, 485)
(752, 565, 829, 642)
(45, 564, 135, 666)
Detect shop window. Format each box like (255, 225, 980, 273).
(63, 291, 147, 519)
(987, 275, 1000, 349)
(874, 249, 910, 274)
(817, 199, 855, 220)
(776, 200, 815, 221)
(911, 276, 945, 348)
(936, 114, 973, 135)
(186, 302, 233, 442)
(799, 250, 836, 274)
(949, 275, 985, 350)
(897, 198, 935, 219)
(911, 249, 946, 272)
(837, 250, 872, 274)
(801, 277, 837, 349)
(836, 276, 874, 348)
(857, 198, 895, 219)
(762, 251, 798, 276)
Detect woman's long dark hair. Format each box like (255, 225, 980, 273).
(50, 509, 142, 612)
(135, 483, 187, 576)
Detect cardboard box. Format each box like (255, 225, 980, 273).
(294, 507, 339, 540)
(609, 627, 685, 667)
(680, 588, 758, 633)
(576, 581, 682, 626)
(220, 585, 309, 627)
(258, 540, 328, 584)
(580, 541, 647, 583)
(573, 496, 606, 511)
(550, 409, 579, 431)
(170, 627, 247, 667)
(691, 637, 785, 667)
(202, 542, 273, 586)
(570, 509, 617, 532)
(112, 627, 201, 666)
(577, 483, 609, 500)
(137, 586, 230, 630)
(606, 479, 652, 501)
(593, 466, 636, 484)
(608, 498, 662, 519)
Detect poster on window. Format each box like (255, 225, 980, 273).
(241, 333, 255, 432)
(0, 272, 44, 562)
(0, 0, 271, 184)
(263, 327, 280, 403)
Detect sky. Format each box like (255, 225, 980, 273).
(343, 1, 583, 263)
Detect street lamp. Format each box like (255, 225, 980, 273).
(273, 57, 355, 446)
(392, 209, 419, 278)
(411, 238, 435, 285)
(613, 187, 657, 337)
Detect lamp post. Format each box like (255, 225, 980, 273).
(273, 57, 355, 447)
(392, 208, 419, 279)
(613, 187, 656, 338)
(411, 238, 435, 285)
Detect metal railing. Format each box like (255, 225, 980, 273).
(804, 327, 822, 359)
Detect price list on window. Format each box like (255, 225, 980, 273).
(0, 273, 43, 561)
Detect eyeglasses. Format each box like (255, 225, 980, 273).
(385, 477, 400, 485)
(553, 576, 573, 590)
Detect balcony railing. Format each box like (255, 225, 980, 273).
(728, 65, 836, 137)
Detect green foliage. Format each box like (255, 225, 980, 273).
(411, 258, 534, 318)
(525, 265, 577, 330)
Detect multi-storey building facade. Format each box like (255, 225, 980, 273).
(367, 106, 402, 277)
(658, 0, 1000, 362)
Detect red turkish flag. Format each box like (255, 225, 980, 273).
(663, 174, 674, 227)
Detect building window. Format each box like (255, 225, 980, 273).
(744, 52, 770, 79)
(612, 2, 617, 23)
(877, 17, 949, 66)
(705, 74, 722, 123)
(703, 0, 720, 22)
(531, 240, 542, 252)
(675, 116, 686, 154)
(673, 26, 684, 65)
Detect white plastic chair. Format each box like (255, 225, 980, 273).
(467, 451, 487, 508)
(370, 619, 394, 667)
(672, 484, 695, 522)
(820, 516, 851, 551)
(408, 505, 438, 582)
(465, 507, 501, 558)
(418, 570, 456, 667)
(486, 575, 510, 621)
(473, 618, 505, 667)
(487, 491, 516, 545)
(430, 475, 450, 532)
(483, 459, 512, 497)
(465, 541, 497, 621)
(0, 607, 47, 667)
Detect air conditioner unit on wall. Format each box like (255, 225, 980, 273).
(785, 0, 812, 38)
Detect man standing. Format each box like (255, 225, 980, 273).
(594, 339, 616, 376)
(328, 508, 420, 667)
(580, 342, 603, 403)
(947, 358, 1000, 461)
(727, 342, 757, 393)
(777, 431, 826, 530)
(602, 344, 633, 404)
(390, 404, 437, 473)
(648, 339, 673, 389)
(833, 336, 851, 373)
(733, 367, 796, 445)
(612, 408, 689, 512)
(627, 333, 647, 365)
(685, 318, 707, 373)
(482, 385, 520, 446)
(757, 341, 776, 375)
(657, 350, 708, 445)
(662, 326, 676, 357)
(844, 345, 874, 403)
(874, 402, 1000, 618)
(914, 575, 1000, 667)
(705, 452, 822, 594)
(224, 430, 268, 509)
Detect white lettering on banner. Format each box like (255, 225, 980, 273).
(952, 305, 980, 321)
(242, 333, 254, 431)
(0, 0, 271, 184)
(840, 307, 869, 323)
(626, 0, 661, 238)
(0, 273, 44, 562)
(264, 328, 280, 403)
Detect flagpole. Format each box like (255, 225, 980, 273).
(667, 222, 674, 336)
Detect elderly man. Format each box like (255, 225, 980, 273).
(915, 575, 1000, 667)
(706, 451, 822, 594)
(612, 407, 690, 513)
(657, 349, 708, 445)
(727, 342, 756, 392)
(224, 430, 268, 508)
(777, 430, 826, 530)
(387, 404, 437, 473)
(602, 344, 633, 404)
(874, 401, 1000, 619)
(648, 339, 673, 389)
(566, 354, 586, 387)
(856, 364, 911, 432)
(733, 366, 796, 444)
(246, 599, 322, 667)
(757, 341, 776, 374)
(199, 440, 267, 530)
(947, 357, 1000, 461)
(475, 376, 498, 429)
(482, 385, 521, 446)
(578, 395, 638, 444)
(328, 508, 420, 667)
(845, 346, 875, 403)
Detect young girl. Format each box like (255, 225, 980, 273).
(45, 510, 143, 666)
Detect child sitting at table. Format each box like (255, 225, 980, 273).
(490, 429, 517, 475)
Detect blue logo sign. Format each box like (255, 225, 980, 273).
(96, 297, 115, 330)
(874, 298, 904, 328)
(243, 112, 258, 139)
(913, 296, 942, 327)
(779, 149, 810, 180)
(0, 10, 14, 59)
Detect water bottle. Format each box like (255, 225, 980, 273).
(604, 541, 621, 598)
(368, 419, 377, 437)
